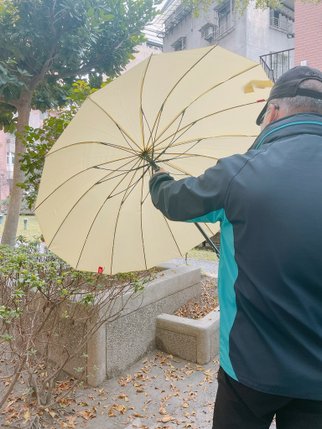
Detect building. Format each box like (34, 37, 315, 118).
(124, 28, 163, 71)
(158, 0, 295, 81)
(295, 1, 322, 69)
(0, 131, 12, 201)
(0, 109, 46, 202)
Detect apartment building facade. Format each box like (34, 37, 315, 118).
(0, 110, 46, 202)
(160, 0, 295, 81)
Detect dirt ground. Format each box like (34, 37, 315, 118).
(175, 276, 218, 319)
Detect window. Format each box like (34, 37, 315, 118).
(200, 23, 215, 42)
(213, 0, 235, 40)
(172, 37, 186, 51)
(7, 152, 14, 165)
(270, 4, 294, 33)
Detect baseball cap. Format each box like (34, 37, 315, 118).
(256, 66, 322, 125)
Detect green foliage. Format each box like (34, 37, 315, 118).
(19, 80, 97, 209)
(0, 240, 156, 410)
(0, 239, 144, 313)
(0, 102, 16, 133)
(0, 0, 157, 246)
(0, 0, 157, 109)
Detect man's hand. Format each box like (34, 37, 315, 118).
(153, 167, 167, 175)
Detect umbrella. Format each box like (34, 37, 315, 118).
(35, 45, 271, 274)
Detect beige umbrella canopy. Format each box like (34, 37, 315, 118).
(35, 45, 271, 274)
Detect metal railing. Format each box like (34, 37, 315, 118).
(260, 48, 295, 82)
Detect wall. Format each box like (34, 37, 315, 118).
(124, 41, 163, 72)
(295, 1, 322, 69)
(0, 110, 45, 201)
(245, 5, 294, 62)
(162, 0, 294, 65)
(0, 131, 9, 201)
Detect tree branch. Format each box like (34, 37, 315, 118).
(30, 48, 57, 90)
(0, 95, 18, 109)
(30, 2, 59, 90)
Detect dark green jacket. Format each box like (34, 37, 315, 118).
(150, 113, 322, 399)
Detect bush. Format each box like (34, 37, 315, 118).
(0, 240, 154, 424)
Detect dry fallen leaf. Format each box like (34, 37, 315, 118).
(60, 416, 77, 428)
(78, 408, 96, 420)
(159, 406, 167, 415)
(108, 403, 127, 417)
(118, 393, 129, 401)
(23, 409, 31, 422)
(158, 415, 176, 423)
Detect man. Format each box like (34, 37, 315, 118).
(149, 66, 322, 429)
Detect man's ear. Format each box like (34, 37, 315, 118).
(265, 104, 280, 125)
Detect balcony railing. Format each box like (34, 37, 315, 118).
(260, 48, 295, 82)
(164, 2, 192, 33)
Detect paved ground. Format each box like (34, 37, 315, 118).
(168, 258, 219, 278)
(72, 350, 276, 429)
(74, 351, 219, 429)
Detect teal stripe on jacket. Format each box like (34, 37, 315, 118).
(188, 210, 238, 380)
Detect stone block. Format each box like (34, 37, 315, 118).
(156, 308, 220, 365)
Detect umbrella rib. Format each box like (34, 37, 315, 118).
(76, 158, 144, 272)
(149, 110, 186, 158)
(139, 169, 148, 270)
(163, 216, 184, 257)
(203, 222, 218, 239)
(153, 63, 261, 147)
(146, 45, 219, 150)
(161, 130, 201, 160)
(153, 99, 262, 155)
(158, 152, 219, 163)
(162, 160, 191, 177)
(47, 140, 137, 157)
(142, 109, 154, 152)
(87, 97, 142, 153)
(46, 156, 140, 249)
(154, 121, 196, 163)
(146, 168, 184, 258)
(106, 163, 151, 202)
(155, 134, 256, 162)
(110, 161, 149, 273)
(35, 154, 137, 210)
(169, 134, 257, 148)
(156, 138, 209, 164)
(140, 55, 153, 151)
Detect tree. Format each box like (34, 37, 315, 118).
(19, 80, 95, 210)
(0, 0, 158, 246)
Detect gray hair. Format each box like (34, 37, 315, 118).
(271, 79, 322, 116)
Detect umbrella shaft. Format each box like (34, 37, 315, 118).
(194, 223, 220, 256)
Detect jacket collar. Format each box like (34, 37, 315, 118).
(251, 113, 322, 150)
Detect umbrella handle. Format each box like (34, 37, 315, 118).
(142, 153, 160, 172)
(145, 152, 218, 255)
(194, 223, 220, 257)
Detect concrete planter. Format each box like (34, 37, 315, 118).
(49, 264, 202, 386)
(156, 308, 220, 365)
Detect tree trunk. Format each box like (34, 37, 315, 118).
(1, 95, 32, 247)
